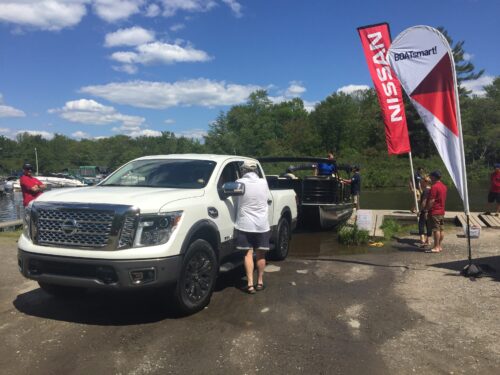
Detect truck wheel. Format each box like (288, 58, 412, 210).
(270, 217, 291, 261)
(38, 282, 86, 298)
(174, 239, 218, 315)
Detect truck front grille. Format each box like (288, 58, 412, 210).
(37, 208, 114, 248)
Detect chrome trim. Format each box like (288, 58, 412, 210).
(31, 202, 139, 250)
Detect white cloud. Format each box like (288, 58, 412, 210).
(160, 0, 218, 17)
(0, 94, 26, 117)
(16, 130, 54, 140)
(221, 0, 242, 17)
(105, 26, 155, 47)
(92, 0, 143, 22)
(337, 84, 370, 95)
(81, 79, 262, 109)
(302, 100, 318, 113)
(164, 118, 175, 124)
(127, 128, 162, 137)
(72, 130, 91, 139)
(170, 23, 185, 32)
(463, 52, 473, 62)
(0, 0, 87, 31)
(285, 81, 306, 97)
(462, 75, 495, 97)
(110, 41, 211, 69)
(176, 128, 207, 140)
(145, 3, 160, 17)
(49, 98, 145, 127)
(112, 64, 138, 74)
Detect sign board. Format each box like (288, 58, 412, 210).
(356, 210, 373, 231)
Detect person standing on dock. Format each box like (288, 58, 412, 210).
(343, 166, 361, 210)
(20, 163, 46, 207)
(425, 171, 447, 253)
(418, 176, 432, 247)
(486, 163, 500, 216)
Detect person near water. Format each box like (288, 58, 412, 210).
(343, 166, 361, 210)
(425, 170, 447, 253)
(410, 167, 424, 213)
(315, 151, 336, 177)
(417, 176, 432, 247)
(235, 160, 271, 294)
(486, 163, 500, 216)
(19, 163, 46, 207)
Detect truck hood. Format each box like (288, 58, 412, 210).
(35, 186, 205, 213)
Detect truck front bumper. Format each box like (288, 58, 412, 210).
(18, 250, 181, 290)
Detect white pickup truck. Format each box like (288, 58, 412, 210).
(18, 154, 297, 313)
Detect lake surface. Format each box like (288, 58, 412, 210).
(0, 185, 490, 223)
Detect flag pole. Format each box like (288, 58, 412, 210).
(408, 151, 419, 218)
(445, 34, 478, 276)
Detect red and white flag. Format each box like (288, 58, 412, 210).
(387, 26, 469, 212)
(358, 23, 410, 155)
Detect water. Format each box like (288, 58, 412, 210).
(0, 192, 24, 222)
(361, 185, 489, 212)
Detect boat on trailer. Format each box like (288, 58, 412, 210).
(260, 157, 355, 229)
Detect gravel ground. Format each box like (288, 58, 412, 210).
(0, 227, 498, 374)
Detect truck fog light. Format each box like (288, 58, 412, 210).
(130, 269, 155, 284)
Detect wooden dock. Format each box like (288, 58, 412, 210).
(0, 219, 23, 231)
(354, 210, 500, 238)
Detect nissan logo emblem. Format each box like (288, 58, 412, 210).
(61, 219, 78, 235)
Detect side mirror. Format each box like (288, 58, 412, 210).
(221, 182, 245, 198)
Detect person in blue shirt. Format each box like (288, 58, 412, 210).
(315, 151, 336, 177)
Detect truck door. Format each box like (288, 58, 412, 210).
(213, 161, 241, 250)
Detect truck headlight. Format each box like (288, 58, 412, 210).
(133, 211, 183, 248)
(23, 206, 32, 240)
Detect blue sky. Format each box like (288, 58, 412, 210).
(0, 0, 498, 141)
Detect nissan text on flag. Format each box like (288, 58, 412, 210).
(17, 154, 297, 314)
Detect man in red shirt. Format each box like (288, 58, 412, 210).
(425, 170, 447, 253)
(20, 163, 46, 207)
(487, 163, 500, 216)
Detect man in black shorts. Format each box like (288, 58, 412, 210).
(235, 160, 271, 294)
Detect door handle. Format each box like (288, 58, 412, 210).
(267, 199, 272, 205)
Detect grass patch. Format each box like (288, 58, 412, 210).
(338, 224, 370, 246)
(0, 229, 22, 238)
(380, 219, 407, 239)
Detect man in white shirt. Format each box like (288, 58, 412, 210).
(235, 160, 271, 294)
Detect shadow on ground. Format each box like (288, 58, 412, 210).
(431, 256, 500, 282)
(13, 268, 245, 326)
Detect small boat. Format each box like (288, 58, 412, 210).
(11, 175, 87, 191)
(260, 157, 355, 229)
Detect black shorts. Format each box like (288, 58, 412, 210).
(235, 230, 271, 251)
(488, 191, 500, 203)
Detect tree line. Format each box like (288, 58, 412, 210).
(1, 30, 498, 188)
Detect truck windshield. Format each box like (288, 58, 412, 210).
(100, 159, 216, 189)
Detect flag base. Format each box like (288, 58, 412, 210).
(460, 263, 483, 278)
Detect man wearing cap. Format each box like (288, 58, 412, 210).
(19, 163, 46, 207)
(486, 163, 500, 216)
(425, 171, 447, 253)
(235, 160, 271, 294)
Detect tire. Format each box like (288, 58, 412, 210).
(173, 239, 218, 315)
(38, 282, 86, 298)
(270, 217, 291, 261)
